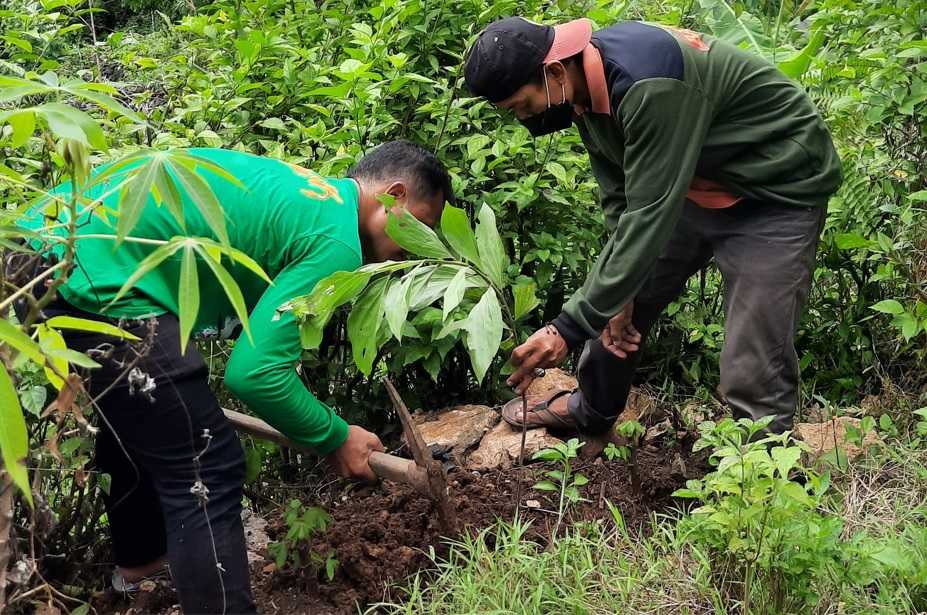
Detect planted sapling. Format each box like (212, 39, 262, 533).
(532, 438, 589, 535)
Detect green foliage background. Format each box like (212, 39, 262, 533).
(1, 0, 924, 418)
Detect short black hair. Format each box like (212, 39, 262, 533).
(348, 140, 455, 206)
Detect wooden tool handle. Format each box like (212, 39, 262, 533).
(222, 408, 430, 494)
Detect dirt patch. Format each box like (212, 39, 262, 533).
(97, 433, 708, 615)
(255, 437, 709, 614)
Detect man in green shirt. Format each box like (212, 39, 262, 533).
(25, 141, 453, 613)
(464, 18, 841, 437)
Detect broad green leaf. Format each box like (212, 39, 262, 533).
(0, 318, 45, 365)
(461, 289, 503, 383)
(45, 316, 140, 341)
(43, 347, 100, 369)
(5, 111, 35, 148)
(195, 244, 253, 342)
(513, 281, 540, 320)
(871, 299, 905, 315)
(533, 480, 558, 491)
(835, 233, 873, 250)
(908, 190, 927, 202)
(442, 268, 469, 322)
(778, 27, 825, 79)
(385, 209, 451, 259)
(178, 244, 200, 352)
(440, 204, 480, 266)
(896, 312, 919, 341)
(36, 102, 105, 150)
(384, 274, 413, 341)
(474, 204, 507, 288)
(291, 270, 373, 348)
(110, 239, 184, 306)
(19, 385, 47, 417)
(771, 446, 801, 479)
(0, 365, 32, 506)
(347, 278, 388, 376)
(168, 160, 230, 246)
(37, 324, 67, 389)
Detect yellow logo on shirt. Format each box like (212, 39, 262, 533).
(286, 162, 343, 204)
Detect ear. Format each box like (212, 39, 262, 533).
(546, 61, 567, 84)
(385, 181, 407, 201)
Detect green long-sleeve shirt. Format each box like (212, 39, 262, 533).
(23, 148, 362, 454)
(552, 22, 842, 346)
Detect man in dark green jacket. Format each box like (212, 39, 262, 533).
(464, 18, 841, 436)
(22, 141, 453, 613)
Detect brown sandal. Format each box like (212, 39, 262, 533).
(501, 389, 576, 429)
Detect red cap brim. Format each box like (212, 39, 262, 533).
(543, 18, 593, 63)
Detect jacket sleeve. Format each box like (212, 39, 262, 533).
(558, 78, 714, 342)
(224, 235, 361, 455)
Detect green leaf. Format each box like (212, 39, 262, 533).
(835, 233, 873, 250)
(771, 446, 801, 479)
(178, 244, 200, 352)
(0, 318, 45, 365)
(461, 289, 503, 384)
(533, 480, 558, 492)
(777, 27, 825, 79)
(168, 159, 230, 247)
(19, 385, 46, 416)
(117, 155, 160, 243)
(36, 102, 105, 150)
(194, 244, 253, 342)
(384, 275, 413, 341)
(442, 267, 469, 322)
(5, 111, 35, 148)
(385, 209, 451, 259)
(871, 299, 905, 315)
(0, 365, 32, 507)
(513, 281, 540, 320)
(440, 204, 480, 266)
(45, 316, 140, 341)
(897, 311, 919, 341)
(907, 190, 927, 202)
(37, 324, 67, 389)
(347, 278, 388, 376)
(291, 270, 372, 348)
(474, 204, 507, 287)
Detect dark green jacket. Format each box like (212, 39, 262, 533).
(553, 22, 842, 346)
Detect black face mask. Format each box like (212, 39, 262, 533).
(519, 71, 573, 137)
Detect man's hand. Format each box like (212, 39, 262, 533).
(507, 325, 568, 395)
(327, 425, 385, 482)
(601, 301, 641, 359)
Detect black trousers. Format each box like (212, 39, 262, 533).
(52, 304, 257, 614)
(568, 199, 827, 435)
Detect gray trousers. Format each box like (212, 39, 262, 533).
(567, 199, 826, 435)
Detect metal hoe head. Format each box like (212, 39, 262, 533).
(383, 378, 458, 533)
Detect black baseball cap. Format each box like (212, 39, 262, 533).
(464, 17, 593, 102)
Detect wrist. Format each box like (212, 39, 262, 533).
(551, 312, 588, 350)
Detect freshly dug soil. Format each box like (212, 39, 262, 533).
(95, 438, 709, 614)
(254, 439, 709, 614)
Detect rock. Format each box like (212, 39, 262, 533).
(467, 421, 564, 470)
(794, 417, 880, 462)
(242, 508, 270, 565)
(525, 499, 541, 508)
(525, 368, 577, 396)
(414, 404, 497, 461)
